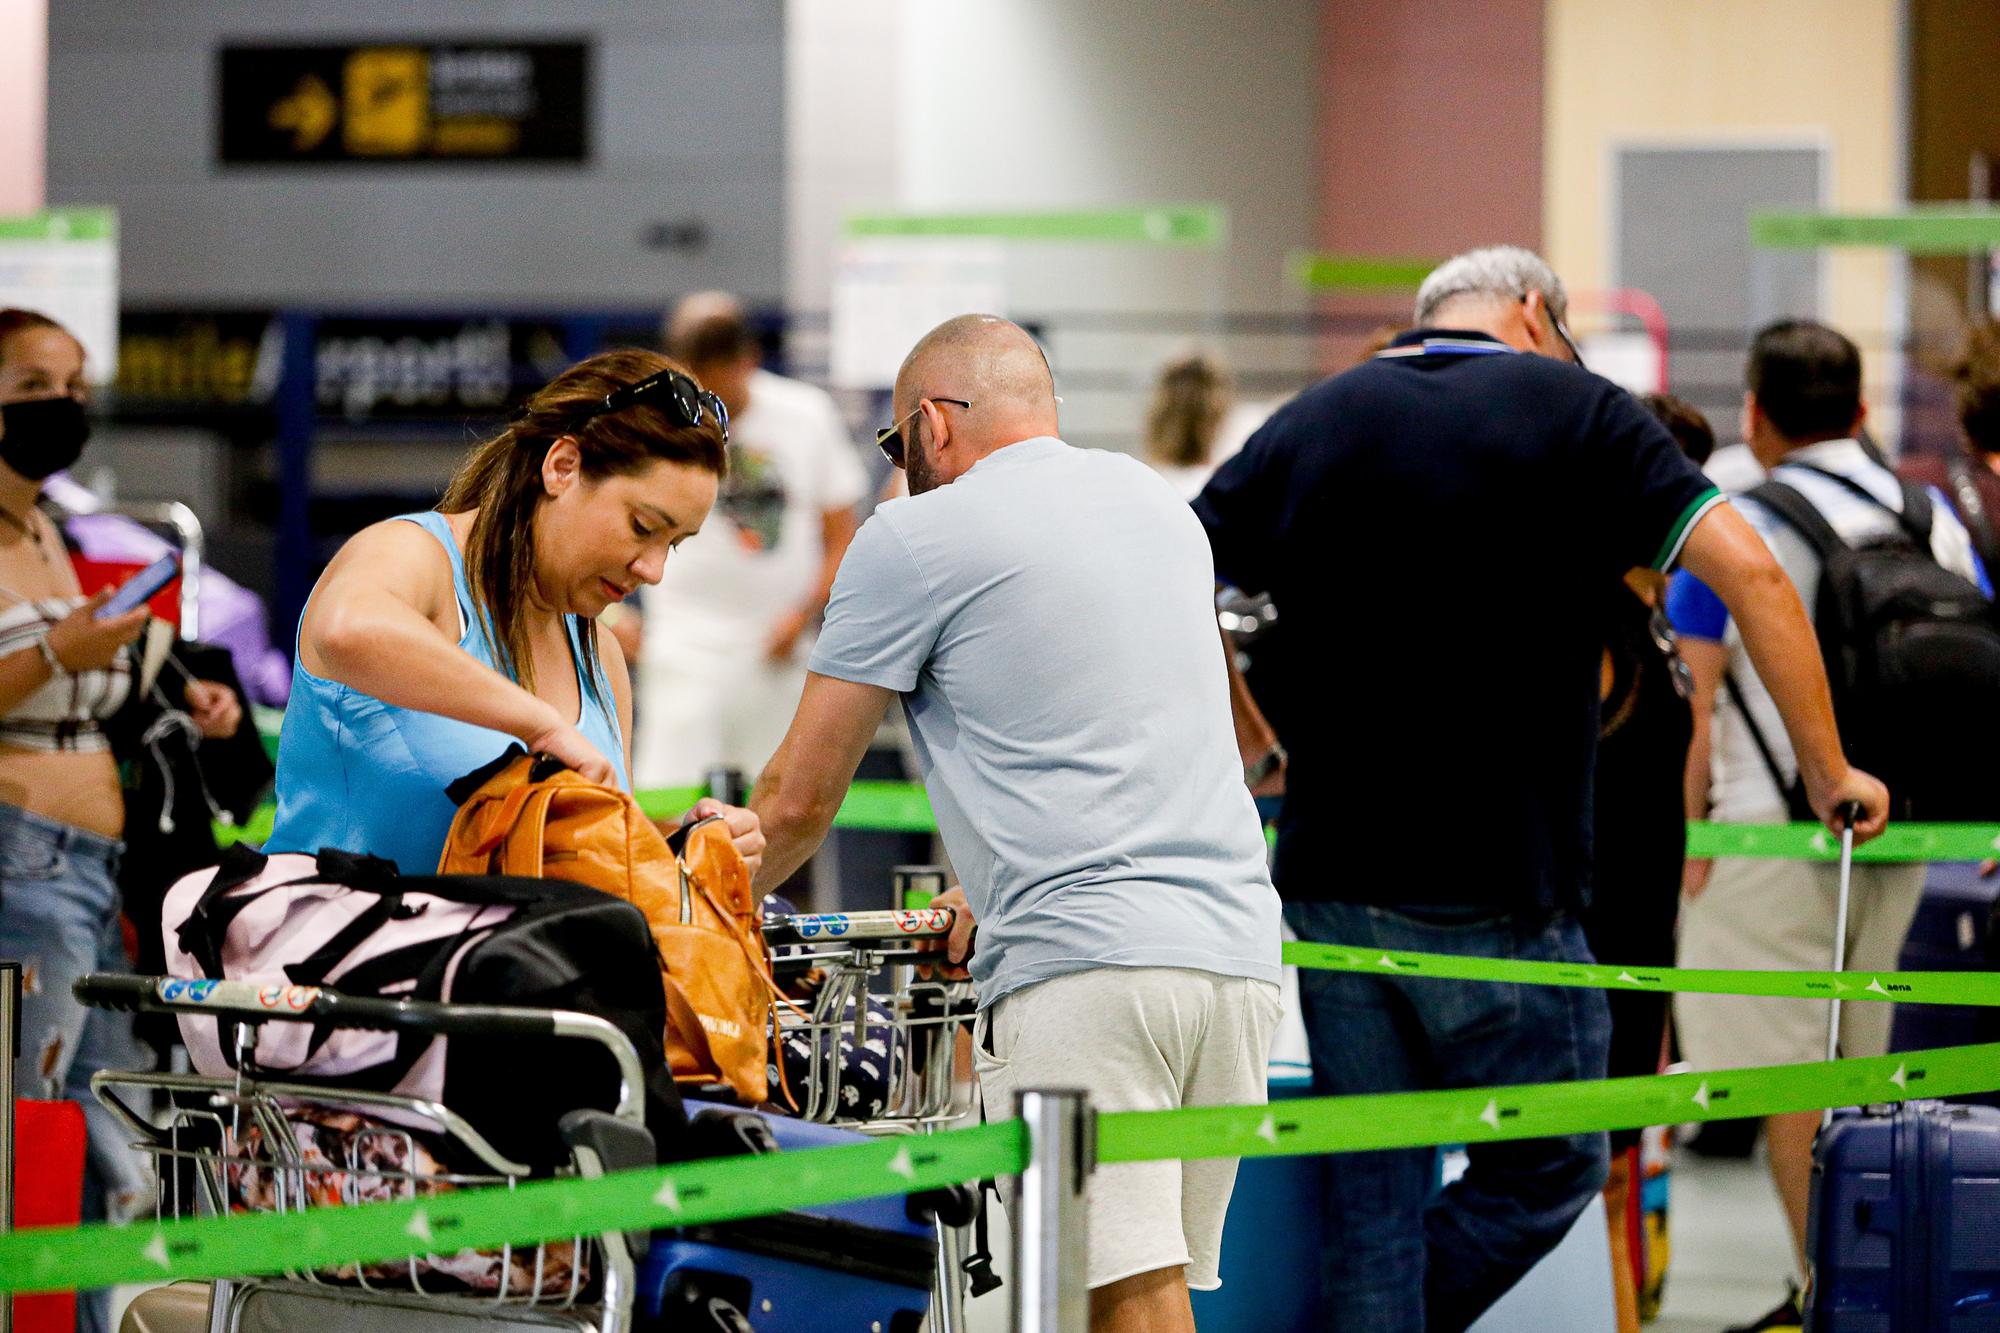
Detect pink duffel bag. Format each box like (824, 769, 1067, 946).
(158, 843, 687, 1172)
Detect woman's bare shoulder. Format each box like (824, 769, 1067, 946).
(309, 516, 460, 625)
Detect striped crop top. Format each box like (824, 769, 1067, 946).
(0, 594, 131, 752)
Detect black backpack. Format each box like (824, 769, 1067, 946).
(1736, 465, 2000, 821)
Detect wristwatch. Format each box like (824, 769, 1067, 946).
(1244, 744, 1286, 787)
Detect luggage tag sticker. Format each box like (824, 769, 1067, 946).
(156, 979, 221, 1004)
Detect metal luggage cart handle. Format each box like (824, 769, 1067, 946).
(762, 907, 959, 948)
(73, 973, 649, 1125)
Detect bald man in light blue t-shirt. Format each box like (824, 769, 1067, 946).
(749, 315, 1281, 1333)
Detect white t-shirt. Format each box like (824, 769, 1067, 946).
(1703, 442, 1765, 494)
(1678, 439, 1990, 820)
(643, 369, 868, 651)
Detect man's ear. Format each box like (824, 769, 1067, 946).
(1851, 399, 1869, 437)
(919, 398, 948, 453)
(1740, 392, 1764, 443)
(1523, 290, 1560, 356)
(542, 435, 583, 497)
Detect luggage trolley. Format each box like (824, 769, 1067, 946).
(757, 908, 984, 1332)
(761, 908, 978, 1130)
(76, 973, 656, 1333)
(77, 908, 985, 1333)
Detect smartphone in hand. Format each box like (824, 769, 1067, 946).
(95, 553, 181, 619)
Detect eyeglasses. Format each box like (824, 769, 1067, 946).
(875, 397, 972, 468)
(1521, 293, 1589, 371)
(1550, 315, 1588, 371)
(582, 367, 730, 441)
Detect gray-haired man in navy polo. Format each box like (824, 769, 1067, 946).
(1196, 246, 1888, 1331)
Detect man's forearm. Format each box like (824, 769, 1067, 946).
(748, 672, 897, 890)
(748, 763, 842, 892)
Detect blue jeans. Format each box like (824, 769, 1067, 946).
(1284, 899, 1611, 1333)
(0, 802, 152, 1333)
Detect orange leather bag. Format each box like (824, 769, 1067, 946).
(437, 751, 773, 1104)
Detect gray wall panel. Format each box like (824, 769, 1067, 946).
(46, 1, 785, 307)
(1616, 144, 1823, 425)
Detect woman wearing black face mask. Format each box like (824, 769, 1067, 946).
(0, 309, 159, 1298)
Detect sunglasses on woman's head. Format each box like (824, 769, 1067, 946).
(586, 367, 730, 441)
(875, 397, 972, 467)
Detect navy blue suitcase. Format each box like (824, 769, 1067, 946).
(636, 1103, 946, 1332)
(1805, 1100, 2000, 1331)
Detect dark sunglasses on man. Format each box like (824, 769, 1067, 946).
(580, 366, 731, 441)
(875, 397, 972, 468)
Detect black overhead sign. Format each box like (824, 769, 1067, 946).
(218, 41, 590, 164)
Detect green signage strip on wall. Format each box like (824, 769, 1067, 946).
(1289, 252, 1437, 291)
(1751, 207, 2000, 253)
(0, 209, 117, 243)
(844, 206, 1226, 246)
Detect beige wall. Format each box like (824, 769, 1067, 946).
(1545, 0, 1901, 354)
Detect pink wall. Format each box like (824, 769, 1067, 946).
(0, 0, 47, 214)
(1317, 0, 1544, 346)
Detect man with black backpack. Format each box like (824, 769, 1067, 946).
(1669, 318, 1997, 1333)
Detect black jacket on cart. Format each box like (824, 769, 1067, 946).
(104, 639, 272, 980)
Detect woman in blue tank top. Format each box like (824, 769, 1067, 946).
(268, 349, 766, 875)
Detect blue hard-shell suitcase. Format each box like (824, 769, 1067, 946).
(635, 1103, 947, 1333)
(1805, 1100, 2000, 1331)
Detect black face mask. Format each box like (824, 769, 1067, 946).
(0, 396, 90, 481)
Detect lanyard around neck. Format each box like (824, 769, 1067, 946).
(1375, 337, 1517, 360)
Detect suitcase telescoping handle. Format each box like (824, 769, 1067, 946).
(1823, 800, 1866, 1129)
(72, 973, 649, 1121)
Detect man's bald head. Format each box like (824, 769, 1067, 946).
(896, 315, 1060, 450)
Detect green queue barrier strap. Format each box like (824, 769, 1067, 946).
(214, 780, 939, 849)
(0, 1121, 1025, 1297)
(215, 768, 2000, 861)
(1099, 1040, 2000, 1165)
(636, 781, 940, 833)
(7, 1042, 1999, 1296)
(1283, 941, 2000, 1007)
(1686, 819, 2000, 861)
(230, 722, 2000, 855)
